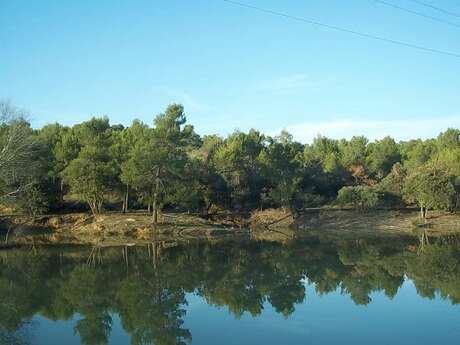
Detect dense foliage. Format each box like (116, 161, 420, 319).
(3, 101, 460, 219)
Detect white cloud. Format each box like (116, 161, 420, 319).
(275, 116, 460, 143)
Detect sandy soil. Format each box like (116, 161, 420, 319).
(1, 208, 460, 248)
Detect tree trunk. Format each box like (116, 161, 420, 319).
(420, 205, 428, 219)
(89, 200, 96, 215)
(88, 196, 103, 215)
(122, 184, 129, 213)
(126, 184, 129, 212)
(5, 225, 12, 244)
(152, 167, 160, 224)
(153, 202, 158, 224)
(202, 202, 212, 217)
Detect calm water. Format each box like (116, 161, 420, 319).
(1, 235, 460, 345)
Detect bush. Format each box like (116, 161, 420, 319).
(337, 186, 379, 211)
(403, 166, 456, 218)
(375, 163, 405, 207)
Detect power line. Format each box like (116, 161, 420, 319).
(374, 0, 460, 29)
(222, 0, 460, 59)
(406, 0, 460, 18)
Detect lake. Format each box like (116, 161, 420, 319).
(1, 234, 460, 345)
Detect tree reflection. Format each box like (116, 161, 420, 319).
(0, 235, 459, 343)
(0, 323, 32, 345)
(116, 278, 191, 345)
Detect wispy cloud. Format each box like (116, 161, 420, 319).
(152, 87, 210, 113)
(274, 116, 460, 143)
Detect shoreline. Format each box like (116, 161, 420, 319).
(1, 208, 460, 248)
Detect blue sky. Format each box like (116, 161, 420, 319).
(1, 0, 459, 142)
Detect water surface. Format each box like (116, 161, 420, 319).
(2, 235, 460, 345)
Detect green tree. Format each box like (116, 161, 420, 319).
(339, 136, 368, 169)
(400, 139, 437, 172)
(61, 118, 115, 214)
(123, 104, 191, 223)
(111, 120, 151, 213)
(259, 131, 304, 210)
(212, 129, 266, 210)
(375, 163, 406, 207)
(403, 166, 456, 218)
(337, 185, 379, 211)
(366, 136, 401, 179)
(302, 136, 351, 200)
(186, 135, 230, 215)
(436, 128, 460, 151)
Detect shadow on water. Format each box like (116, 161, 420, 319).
(0, 232, 460, 344)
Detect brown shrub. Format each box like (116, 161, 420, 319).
(250, 208, 293, 228)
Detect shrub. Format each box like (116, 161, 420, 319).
(337, 186, 379, 211)
(403, 166, 456, 218)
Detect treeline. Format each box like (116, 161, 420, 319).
(1, 100, 460, 220)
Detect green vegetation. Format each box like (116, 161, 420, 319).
(403, 166, 456, 218)
(2, 100, 460, 220)
(337, 186, 379, 211)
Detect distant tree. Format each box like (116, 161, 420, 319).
(304, 135, 343, 174)
(62, 147, 115, 215)
(187, 137, 231, 215)
(61, 118, 115, 214)
(36, 123, 67, 182)
(54, 128, 80, 175)
(375, 163, 406, 207)
(400, 139, 437, 172)
(213, 129, 266, 210)
(339, 136, 368, 169)
(366, 136, 401, 179)
(403, 166, 456, 218)
(0, 101, 49, 214)
(301, 140, 350, 202)
(259, 131, 304, 210)
(337, 185, 379, 211)
(110, 120, 150, 213)
(436, 128, 460, 151)
(123, 104, 191, 223)
(10, 124, 70, 215)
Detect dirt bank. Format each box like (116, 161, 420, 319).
(1, 208, 460, 248)
(0, 212, 250, 247)
(294, 208, 460, 238)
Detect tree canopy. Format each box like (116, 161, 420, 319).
(2, 101, 460, 219)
